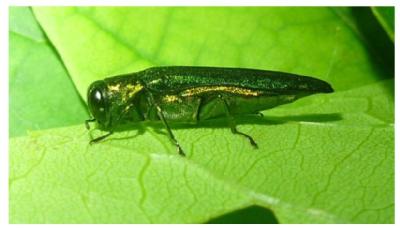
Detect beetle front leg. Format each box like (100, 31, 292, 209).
(85, 118, 96, 130)
(218, 95, 258, 149)
(90, 131, 114, 144)
(85, 118, 114, 144)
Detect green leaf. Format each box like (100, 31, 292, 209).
(9, 7, 393, 223)
(9, 7, 88, 137)
(371, 7, 394, 42)
(10, 80, 394, 223)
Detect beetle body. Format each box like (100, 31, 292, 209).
(86, 66, 334, 155)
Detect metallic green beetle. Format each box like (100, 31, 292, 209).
(85, 66, 334, 156)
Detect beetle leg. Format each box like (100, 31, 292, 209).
(256, 112, 264, 117)
(90, 131, 114, 144)
(145, 90, 185, 156)
(218, 95, 258, 149)
(85, 118, 96, 130)
(194, 97, 203, 122)
(155, 105, 186, 156)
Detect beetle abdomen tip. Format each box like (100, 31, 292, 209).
(322, 83, 334, 93)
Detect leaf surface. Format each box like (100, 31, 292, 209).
(10, 80, 394, 223)
(9, 7, 88, 137)
(371, 7, 394, 41)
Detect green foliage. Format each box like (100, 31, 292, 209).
(9, 7, 88, 137)
(371, 7, 394, 41)
(9, 7, 394, 223)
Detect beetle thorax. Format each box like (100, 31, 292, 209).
(107, 82, 144, 102)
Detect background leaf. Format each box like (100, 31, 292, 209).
(10, 6, 394, 223)
(371, 7, 394, 42)
(9, 7, 88, 137)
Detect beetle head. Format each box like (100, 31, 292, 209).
(87, 80, 110, 129)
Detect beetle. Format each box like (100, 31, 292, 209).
(85, 66, 334, 156)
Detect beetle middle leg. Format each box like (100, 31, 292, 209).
(218, 95, 258, 149)
(145, 90, 186, 156)
(155, 105, 186, 156)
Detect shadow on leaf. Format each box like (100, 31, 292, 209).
(88, 113, 342, 142)
(91, 112, 343, 135)
(206, 205, 279, 224)
(351, 7, 394, 80)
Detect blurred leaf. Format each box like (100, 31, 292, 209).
(9, 7, 88, 137)
(371, 7, 394, 42)
(9, 7, 394, 224)
(347, 7, 394, 77)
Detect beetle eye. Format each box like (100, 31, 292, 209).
(87, 81, 108, 125)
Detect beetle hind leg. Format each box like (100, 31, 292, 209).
(218, 95, 258, 149)
(230, 127, 258, 148)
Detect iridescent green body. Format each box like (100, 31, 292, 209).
(86, 66, 334, 155)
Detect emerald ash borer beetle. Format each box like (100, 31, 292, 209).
(85, 66, 334, 156)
